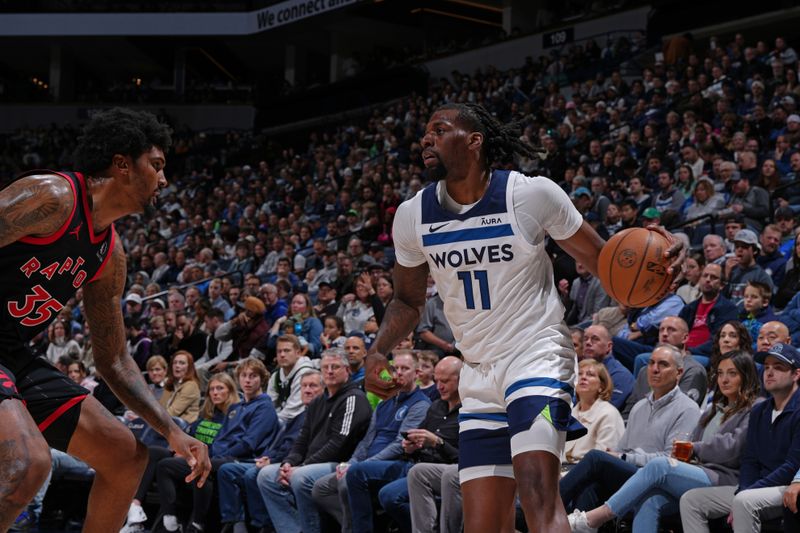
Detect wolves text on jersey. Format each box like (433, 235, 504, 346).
(428, 243, 514, 269)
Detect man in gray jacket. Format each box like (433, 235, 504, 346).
(564, 261, 611, 326)
(560, 344, 701, 512)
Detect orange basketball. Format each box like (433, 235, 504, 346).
(597, 228, 675, 308)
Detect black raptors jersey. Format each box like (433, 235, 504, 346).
(1, 170, 115, 346)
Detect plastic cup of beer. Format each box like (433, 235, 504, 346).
(673, 433, 693, 462)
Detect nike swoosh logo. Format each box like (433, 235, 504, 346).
(429, 223, 449, 233)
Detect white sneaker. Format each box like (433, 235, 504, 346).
(128, 503, 147, 524)
(120, 523, 146, 533)
(567, 509, 598, 533)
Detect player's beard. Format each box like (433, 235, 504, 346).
(428, 160, 448, 181)
(143, 202, 157, 218)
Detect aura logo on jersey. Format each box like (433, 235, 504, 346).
(428, 243, 514, 269)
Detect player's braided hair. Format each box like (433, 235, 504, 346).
(74, 107, 172, 177)
(436, 103, 545, 166)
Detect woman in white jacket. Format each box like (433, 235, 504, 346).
(564, 359, 626, 464)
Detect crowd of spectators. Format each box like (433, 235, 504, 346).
(8, 26, 800, 533)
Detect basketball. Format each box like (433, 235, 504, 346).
(597, 228, 675, 308)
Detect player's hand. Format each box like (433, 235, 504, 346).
(784, 482, 800, 513)
(646, 224, 684, 289)
(168, 429, 211, 488)
(364, 352, 400, 400)
(255, 456, 270, 469)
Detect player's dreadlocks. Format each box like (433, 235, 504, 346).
(436, 103, 545, 167)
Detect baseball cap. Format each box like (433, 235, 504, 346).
(317, 281, 334, 290)
(642, 207, 661, 219)
(149, 298, 166, 308)
(346, 209, 359, 217)
(571, 187, 591, 199)
(788, 114, 800, 124)
(733, 229, 760, 249)
(755, 343, 800, 368)
(125, 293, 143, 305)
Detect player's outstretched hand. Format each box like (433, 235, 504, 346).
(168, 429, 211, 487)
(364, 352, 400, 400)
(646, 224, 686, 289)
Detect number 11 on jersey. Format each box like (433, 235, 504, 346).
(457, 270, 491, 310)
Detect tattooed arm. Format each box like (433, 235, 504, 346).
(365, 262, 429, 398)
(83, 234, 211, 485)
(0, 174, 74, 248)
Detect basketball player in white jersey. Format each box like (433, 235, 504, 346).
(365, 103, 683, 532)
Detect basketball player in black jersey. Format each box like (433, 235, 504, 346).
(0, 108, 210, 531)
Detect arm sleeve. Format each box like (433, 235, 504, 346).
(392, 199, 426, 267)
(514, 174, 584, 243)
(367, 401, 431, 462)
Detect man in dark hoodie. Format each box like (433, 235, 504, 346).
(257, 349, 371, 533)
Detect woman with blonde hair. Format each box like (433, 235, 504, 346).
(121, 372, 239, 532)
(564, 359, 625, 464)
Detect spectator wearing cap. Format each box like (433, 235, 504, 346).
(757, 224, 789, 287)
(724, 229, 775, 306)
(571, 187, 593, 215)
(314, 281, 340, 322)
(641, 207, 662, 227)
(124, 292, 144, 320)
(216, 296, 271, 362)
(681, 343, 800, 532)
(718, 169, 770, 232)
(785, 114, 800, 146)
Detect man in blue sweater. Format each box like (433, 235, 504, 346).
(680, 343, 800, 531)
(217, 370, 325, 533)
(311, 351, 431, 532)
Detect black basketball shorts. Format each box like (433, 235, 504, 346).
(0, 345, 88, 451)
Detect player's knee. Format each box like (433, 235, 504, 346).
(0, 437, 50, 505)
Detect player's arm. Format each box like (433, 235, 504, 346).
(0, 174, 74, 247)
(365, 262, 429, 398)
(83, 234, 211, 485)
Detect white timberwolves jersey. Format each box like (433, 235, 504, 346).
(393, 170, 584, 365)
